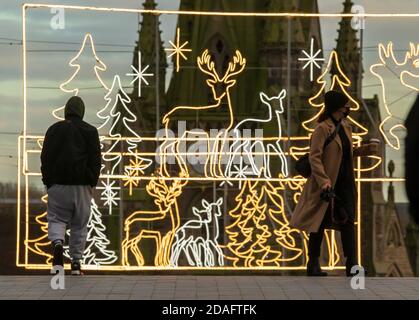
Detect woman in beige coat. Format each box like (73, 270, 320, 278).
(290, 90, 378, 277)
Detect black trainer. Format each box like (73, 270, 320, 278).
(71, 260, 84, 276)
(50, 241, 63, 274)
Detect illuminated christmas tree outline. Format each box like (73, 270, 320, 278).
(24, 195, 52, 264)
(301, 50, 368, 136)
(52, 33, 109, 121)
(224, 175, 304, 267)
(64, 199, 117, 266)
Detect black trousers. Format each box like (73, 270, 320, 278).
(308, 221, 356, 261)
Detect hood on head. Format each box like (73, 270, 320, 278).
(64, 96, 85, 119)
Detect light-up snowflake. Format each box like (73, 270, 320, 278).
(298, 37, 324, 82)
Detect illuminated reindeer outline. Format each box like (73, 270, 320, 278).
(225, 90, 288, 180)
(160, 49, 246, 178)
(170, 198, 224, 267)
(121, 171, 188, 267)
(370, 42, 419, 150)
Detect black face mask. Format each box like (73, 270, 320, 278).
(343, 109, 350, 118)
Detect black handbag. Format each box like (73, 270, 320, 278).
(295, 122, 342, 178)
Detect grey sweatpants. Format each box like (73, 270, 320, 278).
(47, 184, 92, 261)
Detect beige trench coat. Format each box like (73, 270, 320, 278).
(290, 118, 371, 233)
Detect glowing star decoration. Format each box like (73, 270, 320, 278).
(123, 154, 150, 196)
(225, 90, 288, 180)
(97, 172, 120, 213)
(220, 156, 255, 188)
(52, 33, 109, 120)
(170, 198, 224, 267)
(126, 51, 154, 98)
(370, 42, 419, 150)
(298, 37, 324, 82)
(165, 27, 192, 72)
(64, 199, 117, 266)
(227, 162, 254, 189)
(160, 49, 246, 178)
(122, 170, 189, 267)
(302, 50, 368, 136)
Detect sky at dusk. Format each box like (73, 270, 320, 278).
(0, 0, 418, 202)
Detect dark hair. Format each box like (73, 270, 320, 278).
(318, 90, 349, 122)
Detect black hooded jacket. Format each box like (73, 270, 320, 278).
(405, 94, 419, 224)
(41, 97, 101, 188)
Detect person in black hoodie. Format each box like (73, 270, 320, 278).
(405, 94, 419, 225)
(41, 96, 101, 275)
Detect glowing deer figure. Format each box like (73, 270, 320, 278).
(170, 198, 224, 267)
(121, 171, 188, 267)
(370, 42, 419, 150)
(225, 90, 288, 179)
(160, 49, 246, 177)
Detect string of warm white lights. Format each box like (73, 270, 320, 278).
(18, 3, 413, 271)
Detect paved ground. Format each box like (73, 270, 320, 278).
(0, 276, 419, 300)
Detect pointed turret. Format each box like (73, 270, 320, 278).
(131, 0, 167, 128)
(332, 0, 362, 95)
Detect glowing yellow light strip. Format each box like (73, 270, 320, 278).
(23, 3, 419, 17)
(20, 3, 409, 271)
(357, 153, 362, 265)
(122, 171, 188, 267)
(302, 50, 368, 135)
(160, 49, 246, 177)
(22, 134, 311, 142)
(22, 172, 406, 183)
(23, 264, 346, 271)
(25, 150, 311, 158)
(224, 178, 305, 267)
(22, 5, 28, 176)
(16, 136, 22, 267)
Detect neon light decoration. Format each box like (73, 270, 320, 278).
(122, 170, 189, 267)
(298, 37, 324, 82)
(302, 50, 368, 135)
(63, 199, 118, 266)
(24, 195, 53, 264)
(370, 42, 419, 150)
(97, 172, 120, 212)
(126, 51, 154, 98)
(223, 178, 305, 267)
(165, 27, 192, 72)
(52, 33, 109, 120)
(225, 90, 288, 181)
(19, 4, 402, 271)
(170, 198, 224, 267)
(160, 49, 246, 178)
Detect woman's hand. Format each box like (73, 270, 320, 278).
(321, 182, 332, 191)
(367, 143, 379, 155)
